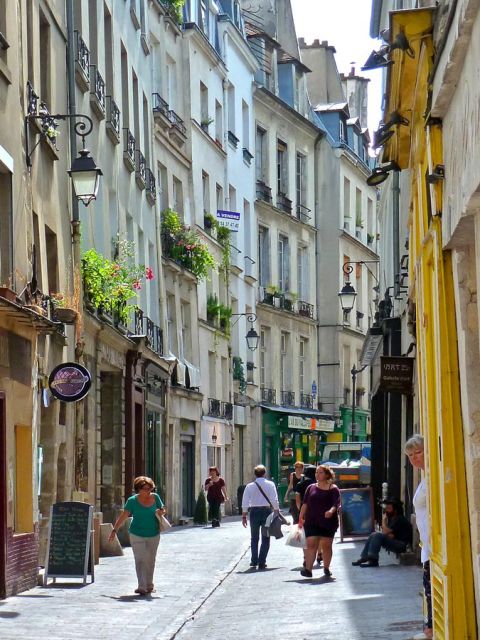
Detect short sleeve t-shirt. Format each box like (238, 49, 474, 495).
(389, 514, 413, 546)
(124, 493, 164, 537)
(303, 484, 341, 534)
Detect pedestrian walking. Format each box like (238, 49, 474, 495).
(241, 464, 279, 569)
(298, 465, 340, 578)
(108, 475, 166, 595)
(351, 497, 412, 567)
(284, 461, 304, 524)
(295, 465, 323, 566)
(204, 466, 228, 527)
(405, 434, 433, 639)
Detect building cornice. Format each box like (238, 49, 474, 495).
(254, 87, 321, 138)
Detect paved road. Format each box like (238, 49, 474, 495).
(0, 517, 425, 640)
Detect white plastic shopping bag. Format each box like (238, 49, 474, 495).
(285, 524, 307, 548)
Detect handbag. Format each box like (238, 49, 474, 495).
(253, 482, 286, 538)
(156, 512, 171, 532)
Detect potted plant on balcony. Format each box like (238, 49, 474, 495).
(367, 232, 374, 246)
(232, 356, 247, 394)
(265, 283, 280, 306)
(200, 116, 214, 132)
(207, 293, 220, 326)
(218, 303, 232, 334)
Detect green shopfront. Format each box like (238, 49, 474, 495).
(261, 406, 335, 503)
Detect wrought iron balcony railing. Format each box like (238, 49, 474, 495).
(123, 128, 136, 168)
(298, 300, 314, 319)
(208, 398, 222, 417)
(106, 96, 120, 140)
(152, 93, 170, 119)
(222, 401, 233, 420)
(281, 390, 295, 406)
(276, 192, 293, 214)
(297, 203, 312, 223)
(145, 168, 156, 203)
(133, 308, 164, 356)
(27, 81, 39, 117)
(135, 149, 146, 187)
(75, 31, 90, 80)
(300, 393, 313, 409)
(261, 387, 276, 404)
(90, 65, 106, 114)
(243, 148, 253, 165)
(168, 109, 186, 136)
(256, 180, 272, 204)
(227, 130, 239, 148)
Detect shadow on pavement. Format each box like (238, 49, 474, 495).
(0, 611, 21, 618)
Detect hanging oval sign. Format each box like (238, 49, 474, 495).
(48, 362, 92, 402)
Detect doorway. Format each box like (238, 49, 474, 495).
(181, 438, 195, 517)
(0, 393, 6, 598)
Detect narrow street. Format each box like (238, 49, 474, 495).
(0, 517, 425, 640)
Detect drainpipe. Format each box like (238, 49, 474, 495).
(392, 171, 400, 298)
(313, 130, 323, 412)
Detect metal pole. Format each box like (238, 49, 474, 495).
(351, 365, 357, 441)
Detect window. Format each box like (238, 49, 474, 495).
(143, 93, 150, 165)
(45, 225, 58, 294)
(166, 56, 176, 110)
(242, 101, 249, 150)
(0, 167, 13, 285)
(278, 234, 289, 292)
(0, 1, 8, 64)
(132, 70, 140, 142)
(296, 153, 307, 214)
(277, 140, 288, 195)
(172, 176, 183, 216)
(228, 84, 235, 134)
(216, 183, 223, 211)
(215, 100, 222, 143)
(258, 226, 270, 287)
(255, 126, 267, 182)
(39, 11, 51, 106)
(202, 171, 210, 214)
(280, 332, 288, 391)
(294, 73, 301, 111)
(299, 338, 306, 393)
(367, 198, 374, 237)
(104, 6, 113, 93)
(158, 163, 168, 211)
(339, 119, 346, 142)
(167, 294, 177, 354)
(121, 43, 129, 125)
(297, 246, 308, 300)
(243, 199, 251, 256)
(260, 328, 267, 387)
(200, 82, 208, 125)
(208, 351, 216, 397)
(200, 0, 209, 36)
(88, 0, 98, 64)
(32, 213, 42, 292)
(181, 302, 191, 360)
(356, 187, 362, 228)
(343, 177, 351, 226)
(229, 184, 236, 212)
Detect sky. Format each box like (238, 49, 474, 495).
(291, 0, 383, 136)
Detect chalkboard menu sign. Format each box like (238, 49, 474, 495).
(339, 487, 374, 542)
(44, 502, 94, 585)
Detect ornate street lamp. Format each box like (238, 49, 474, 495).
(231, 312, 260, 352)
(338, 282, 357, 314)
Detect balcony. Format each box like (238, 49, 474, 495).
(243, 148, 253, 165)
(281, 390, 295, 407)
(105, 96, 120, 144)
(75, 31, 90, 92)
(298, 300, 314, 319)
(133, 308, 164, 356)
(279, 294, 294, 312)
(300, 393, 313, 409)
(227, 130, 239, 149)
(222, 401, 233, 420)
(276, 192, 293, 215)
(152, 93, 171, 130)
(123, 129, 136, 172)
(27, 81, 39, 117)
(261, 387, 276, 404)
(208, 398, 222, 417)
(168, 109, 187, 145)
(256, 180, 272, 204)
(89, 65, 106, 118)
(145, 168, 156, 205)
(135, 150, 146, 189)
(297, 203, 312, 223)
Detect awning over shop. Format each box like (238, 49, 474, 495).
(260, 403, 333, 420)
(184, 358, 201, 389)
(360, 326, 383, 367)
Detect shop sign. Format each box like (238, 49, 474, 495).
(288, 416, 312, 430)
(48, 362, 92, 402)
(380, 356, 414, 394)
(317, 419, 335, 432)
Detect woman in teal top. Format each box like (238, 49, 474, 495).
(109, 476, 167, 595)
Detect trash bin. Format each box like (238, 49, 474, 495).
(237, 485, 246, 514)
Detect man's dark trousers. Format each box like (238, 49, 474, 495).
(360, 532, 406, 560)
(249, 507, 271, 565)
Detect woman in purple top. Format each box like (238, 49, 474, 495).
(298, 465, 340, 578)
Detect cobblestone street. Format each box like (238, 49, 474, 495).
(0, 517, 426, 640)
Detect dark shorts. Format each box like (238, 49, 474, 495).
(304, 524, 336, 539)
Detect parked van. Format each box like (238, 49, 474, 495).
(318, 442, 371, 487)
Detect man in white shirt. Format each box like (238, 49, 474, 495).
(241, 465, 279, 569)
